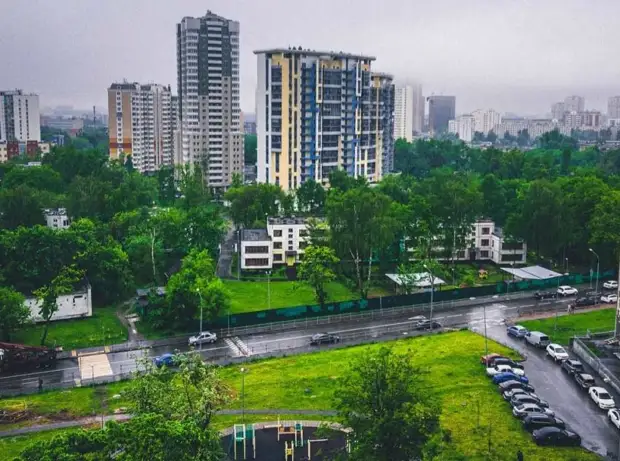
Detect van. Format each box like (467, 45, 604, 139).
(525, 331, 550, 348)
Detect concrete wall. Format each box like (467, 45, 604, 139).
(25, 286, 92, 323)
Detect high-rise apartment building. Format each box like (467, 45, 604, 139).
(177, 11, 244, 189)
(255, 48, 390, 190)
(448, 114, 474, 142)
(107, 82, 174, 173)
(411, 83, 424, 135)
(394, 85, 414, 142)
(372, 73, 395, 175)
(428, 95, 455, 135)
(0, 90, 40, 143)
(608, 96, 620, 119)
(551, 102, 565, 121)
(564, 95, 585, 113)
(471, 109, 501, 135)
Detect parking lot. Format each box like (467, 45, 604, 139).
(485, 322, 620, 457)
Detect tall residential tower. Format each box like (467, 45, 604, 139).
(255, 48, 392, 190)
(428, 95, 455, 135)
(0, 90, 40, 143)
(107, 82, 174, 173)
(177, 11, 244, 189)
(394, 85, 414, 142)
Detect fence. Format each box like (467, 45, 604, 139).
(209, 271, 615, 329)
(572, 336, 620, 396)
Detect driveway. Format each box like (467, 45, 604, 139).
(484, 323, 620, 458)
(216, 227, 236, 279)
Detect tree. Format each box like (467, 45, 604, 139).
(157, 166, 177, 206)
(0, 185, 58, 229)
(486, 130, 498, 143)
(177, 164, 211, 209)
(244, 133, 257, 165)
(224, 183, 283, 228)
(297, 245, 340, 307)
(0, 287, 28, 341)
(33, 265, 85, 345)
(296, 179, 326, 215)
(327, 186, 402, 298)
(335, 347, 441, 461)
(473, 131, 485, 143)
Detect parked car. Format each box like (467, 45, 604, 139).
(571, 297, 597, 309)
(534, 291, 557, 300)
(525, 331, 550, 348)
(602, 294, 618, 304)
(532, 427, 581, 447)
(574, 373, 596, 390)
(503, 388, 540, 401)
(546, 343, 569, 362)
(603, 280, 619, 290)
(507, 325, 528, 338)
(154, 353, 176, 368)
(310, 333, 340, 345)
(414, 320, 442, 330)
(493, 372, 529, 385)
(510, 393, 549, 408)
(513, 403, 554, 419)
(188, 331, 217, 346)
(522, 414, 566, 432)
(498, 380, 535, 394)
(487, 364, 525, 377)
(589, 386, 616, 409)
(491, 357, 521, 368)
(480, 353, 504, 365)
(561, 359, 584, 375)
(557, 285, 578, 296)
(608, 409, 620, 429)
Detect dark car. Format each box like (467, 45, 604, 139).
(532, 427, 581, 447)
(414, 320, 442, 330)
(491, 357, 520, 368)
(561, 359, 584, 375)
(572, 297, 596, 308)
(498, 380, 535, 394)
(534, 291, 557, 300)
(310, 333, 340, 345)
(522, 415, 566, 432)
(574, 373, 596, 390)
(493, 372, 529, 385)
(154, 353, 176, 368)
(510, 393, 549, 408)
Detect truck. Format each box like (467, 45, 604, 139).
(0, 342, 59, 373)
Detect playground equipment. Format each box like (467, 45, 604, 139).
(233, 424, 256, 460)
(284, 440, 294, 460)
(306, 438, 328, 460)
(277, 417, 304, 447)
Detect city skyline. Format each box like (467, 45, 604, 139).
(2, 0, 620, 116)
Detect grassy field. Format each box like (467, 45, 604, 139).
(12, 306, 127, 350)
(223, 280, 357, 313)
(0, 428, 81, 460)
(520, 308, 615, 345)
(0, 332, 598, 460)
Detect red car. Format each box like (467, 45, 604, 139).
(480, 353, 503, 365)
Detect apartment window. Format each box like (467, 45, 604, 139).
(299, 229, 308, 237)
(273, 254, 283, 262)
(274, 242, 282, 249)
(274, 229, 282, 237)
(288, 245, 294, 251)
(245, 258, 269, 267)
(481, 239, 490, 247)
(480, 250, 489, 258)
(482, 227, 490, 235)
(245, 246, 269, 254)
(457, 251, 466, 259)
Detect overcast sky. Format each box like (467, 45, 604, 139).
(2, 0, 619, 116)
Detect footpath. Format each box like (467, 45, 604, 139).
(0, 409, 337, 438)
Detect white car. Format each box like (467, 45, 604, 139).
(589, 386, 616, 410)
(602, 294, 618, 304)
(546, 343, 569, 362)
(608, 408, 620, 429)
(557, 285, 578, 296)
(486, 364, 525, 377)
(604, 280, 619, 290)
(188, 331, 217, 346)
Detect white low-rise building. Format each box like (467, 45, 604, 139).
(25, 286, 92, 323)
(44, 208, 69, 229)
(240, 229, 272, 270)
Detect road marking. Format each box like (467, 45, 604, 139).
(224, 338, 243, 357)
(232, 337, 251, 356)
(79, 353, 113, 380)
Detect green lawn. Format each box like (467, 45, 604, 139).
(0, 332, 598, 460)
(520, 308, 615, 345)
(12, 306, 128, 350)
(223, 280, 357, 313)
(0, 428, 81, 460)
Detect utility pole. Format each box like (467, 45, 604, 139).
(590, 248, 600, 303)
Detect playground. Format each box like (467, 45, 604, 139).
(221, 419, 348, 461)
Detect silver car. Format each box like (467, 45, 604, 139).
(512, 403, 554, 419)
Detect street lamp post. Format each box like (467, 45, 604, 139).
(590, 248, 600, 303)
(483, 303, 488, 357)
(240, 367, 248, 424)
(196, 288, 203, 350)
(424, 264, 435, 328)
(267, 270, 272, 310)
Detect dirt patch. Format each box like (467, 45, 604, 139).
(0, 409, 33, 425)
